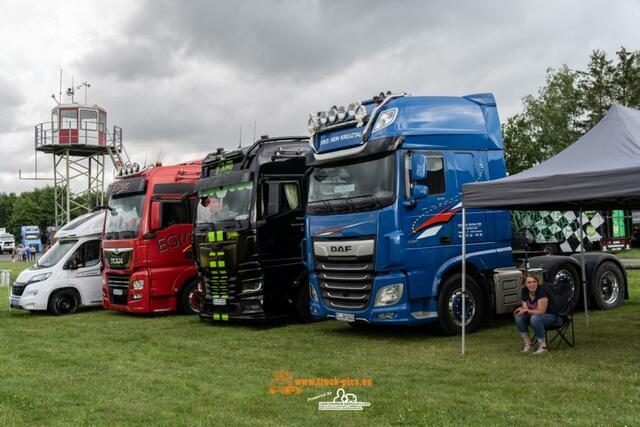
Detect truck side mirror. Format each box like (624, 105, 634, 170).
(412, 184, 428, 199)
(412, 154, 427, 182)
(150, 201, 162, 231)
(66, 259, 78, 270)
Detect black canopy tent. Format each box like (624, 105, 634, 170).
(458, 104, 640, 354)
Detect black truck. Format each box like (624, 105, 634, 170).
(193, 136, 312, 322)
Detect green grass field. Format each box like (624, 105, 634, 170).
(1, 261, 639, 426)
(613, 247, 640, 259)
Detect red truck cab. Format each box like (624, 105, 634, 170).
(102, 161, 201, 314)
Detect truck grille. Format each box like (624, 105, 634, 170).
(314, 245, 375, 311)
(11, 283, 26, 296)
(107, 274, 130, 305)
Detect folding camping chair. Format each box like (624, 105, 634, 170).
(543, 282, 575, 348)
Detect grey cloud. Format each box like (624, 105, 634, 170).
(77, 37, 179, 80)
(0, 80, 25, 131)
(110, 0, 528, 83)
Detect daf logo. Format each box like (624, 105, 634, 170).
(330, 245, 352, 253)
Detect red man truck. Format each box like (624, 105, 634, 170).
(102, 161, 201, 314)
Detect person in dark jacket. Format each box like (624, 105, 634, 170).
(514, 274, 560, 354)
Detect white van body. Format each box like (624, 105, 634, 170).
(9, 211, 105, 314)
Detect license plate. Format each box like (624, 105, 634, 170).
(113, 289, 123, 296)
(9, 297, 20, 306)
(213, 298, 226, 306)
(335, 312, 355, 323)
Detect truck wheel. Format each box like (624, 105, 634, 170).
(48, 290, 79, 315)
(293, 282, 315, 323)
(549, 264, 580, 309)
(437, 273, 485, 336)
(178, 280, 199, 315)
(590, 261, 625, 310)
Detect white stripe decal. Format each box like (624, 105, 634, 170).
(417, 225, 443, 239)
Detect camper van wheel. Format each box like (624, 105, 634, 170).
(437, 273, 485, 336)
(48, 290, 79, 315)
(179, 280, 199, 315)
(293, 281, 315, 323)
(590, 261, 625, 310)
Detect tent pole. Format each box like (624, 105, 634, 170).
(579, 206, 589, 326)
(461, 207, 466, 355)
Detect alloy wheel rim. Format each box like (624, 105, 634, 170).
(599, 271, 620, 304)
(448, 289, 475, 327)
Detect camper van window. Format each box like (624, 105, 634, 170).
(161, 201, 191, 228)
(75, 240, 101, 268)
(37, 240, 77, 268)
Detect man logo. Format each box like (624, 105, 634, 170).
(330, 245, 352, 253)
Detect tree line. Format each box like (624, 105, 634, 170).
(0, 187, 101, 240)
(503, 46, 640, 174)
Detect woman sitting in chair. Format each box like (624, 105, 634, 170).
(514, 274, 559, 354)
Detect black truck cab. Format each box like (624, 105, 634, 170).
(193, 136, 312, 322)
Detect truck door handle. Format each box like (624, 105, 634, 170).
(440, 236, 452, 244)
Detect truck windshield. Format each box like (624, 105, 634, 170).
(105, 194, 145, 239)
(37, 240, 77, 268)
(308, 154, 395, 213)
(197, 182, 253, 224)
(25, 233, 39, 240)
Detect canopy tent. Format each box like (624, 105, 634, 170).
(463, 104, 640, 210)
(458, 104, 640, 354)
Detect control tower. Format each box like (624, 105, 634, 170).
(34, 101, 129, 226)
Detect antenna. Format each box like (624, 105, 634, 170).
(155, 146, 164, 166)
(77, 82, 91, 104)
(66, 76, 75, 103)
(238, 125, 242, 148)
(252, 121, 256, 143)
(59, 69, 62, 102)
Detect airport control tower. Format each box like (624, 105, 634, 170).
(34, 89, 129, 227)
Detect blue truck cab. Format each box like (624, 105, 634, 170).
(304, 92, 515, 334)
(21, 225, 43, 253)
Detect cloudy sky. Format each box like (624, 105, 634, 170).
(0, 0, 638, 193)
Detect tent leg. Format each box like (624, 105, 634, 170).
(461, 208, 466, 356)
(579, 206, 589, 326)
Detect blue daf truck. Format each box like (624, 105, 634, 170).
(304, 92, 628, 334)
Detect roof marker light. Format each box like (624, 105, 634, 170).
(328, 106, 338, 124)
(347, 101, 360, 118)
(337, 106, 347, 121)
(319, 111, 328, 126)
(355, 105, 367, 126)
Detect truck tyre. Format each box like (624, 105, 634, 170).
(549, 263, 580, 309)
(293, 282, 315, 323)
(48, 290, 79, 315)
(437, 273, 485, 336)
(590, 261, 625, 310)
(178, 280, 199, 315)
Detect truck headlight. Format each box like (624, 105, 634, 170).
(132, 280, 144, 290)
(375, 283, 403, 307)
(372, 108, 398, 133)
(241, 280, 263, 293)
(309, 283, 319, 302)
(27, 272, 51, 284)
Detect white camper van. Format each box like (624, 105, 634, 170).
(9, 211, 105, 315)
